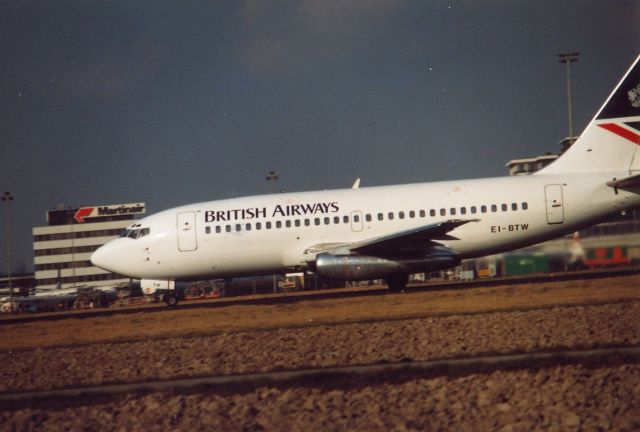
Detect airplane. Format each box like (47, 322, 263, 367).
(92, 54, 640, 306)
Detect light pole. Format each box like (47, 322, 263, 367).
(558, 52, 580, 145)
(265, 170, 279, 194)
(2, 192, 13, 298)
(265, 171, 279, 292)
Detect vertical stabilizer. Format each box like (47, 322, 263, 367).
(539, 54, 640, 174)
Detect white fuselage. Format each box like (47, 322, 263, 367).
(90, 170, 638, 281)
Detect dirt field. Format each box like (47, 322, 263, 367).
(1, 274, 640, 431)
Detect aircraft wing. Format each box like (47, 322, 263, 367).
(350, 219, 478, 255)
(304, 219, 477, 257)
(607, 173, 640, 190)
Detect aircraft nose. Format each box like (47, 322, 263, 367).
(91, 242, 117, 273)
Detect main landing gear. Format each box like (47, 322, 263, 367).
(385, 274, 409, 292)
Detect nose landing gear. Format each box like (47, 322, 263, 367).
(163, 291, 179, 307)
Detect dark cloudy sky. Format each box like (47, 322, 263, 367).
(1, 0, 639, 271)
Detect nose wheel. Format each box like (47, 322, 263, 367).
(163, 292, 179, 307)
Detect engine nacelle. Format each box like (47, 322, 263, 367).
(314, 251, 459, 281)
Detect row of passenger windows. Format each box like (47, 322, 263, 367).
(34, 229, 123, 242)
(205, 202, 529, 234)
(34, 244, 101, 257)
(37, 272, 125, 286)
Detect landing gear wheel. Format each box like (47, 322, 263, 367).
(385, 274, 409, 292)
(164, 292, 179, 307)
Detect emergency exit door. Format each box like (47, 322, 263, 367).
(545, 184, 564, 224)
(177, 211, 198, 251)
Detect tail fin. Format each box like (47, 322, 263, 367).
(539, 54, 640, 174)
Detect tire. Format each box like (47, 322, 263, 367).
(164, 292, 179, 307)
(385, 274, 409, 291)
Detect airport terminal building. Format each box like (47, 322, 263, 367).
(32, 203, 145, 290)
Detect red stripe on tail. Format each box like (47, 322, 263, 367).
(599, 123, 640, 145)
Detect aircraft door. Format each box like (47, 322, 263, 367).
(177, 211, 198, 251)
(544, 184, 564, 224)
(351, 210, 363, 232)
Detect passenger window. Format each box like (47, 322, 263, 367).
(354, 215, 360, 223)
(205, 226, 211, 234)
(450, 208, 456, 216)
(388, 212, 394, 220)
(420, 210, 426, 217)
(276, 221, 282, 228)
(409, 211, 415, 218)
(501, 204, 508, 212)
(440, 208, 446, 216)
(285, 220, 291, 228)
(266, 221, 272, 229)
(481, 205, 487, 213)
(315, 218, 321, 226)
(256, 223, 262, 230)
(246, 223, 252, 231)
(226, 225, 231, 233)
(343, 215, 349, 223)
(305, 219, 311, 226)
(399, 211, 405, 219)
(236, 224, 241, 232)
(511, 203, 518, 211)
(428, 209, 434, 217)
(334, 216, 340, 224)
(378, 213, 384, 221)
(216, 226, 222, 233)
(366, 214, 372, 222)
(471, 206, 477, 214)
(522, 202, 528, 210)
(460, 207, 466, 215)
(295, 220, 301, 227)
(491, 205, 497, 212)
(324, 217, 330, 225)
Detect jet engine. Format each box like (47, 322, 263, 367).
(313, 249, 459, 281)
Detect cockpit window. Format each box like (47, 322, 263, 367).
(119, 227, 150, 239)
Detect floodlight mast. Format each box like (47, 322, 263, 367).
(558, 52, 580, 145)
